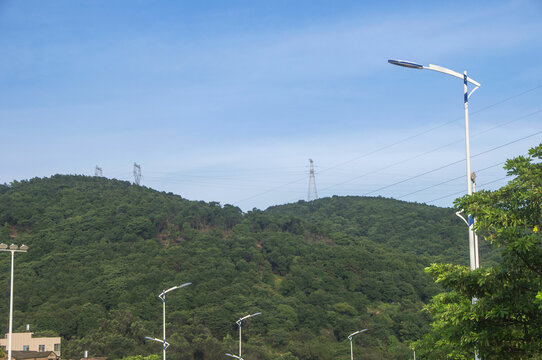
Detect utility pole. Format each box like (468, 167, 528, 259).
(94, 166, 102, 177)
(307, 159, 318, 201)
(133, 163, 142, 185)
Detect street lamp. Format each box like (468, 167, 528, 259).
(388, 59, 481, 271)
(233, 312, 261, 359)
(157, 282, 191, 360)
(225, 354, 244, 360)
(347, 329, 368, 360)
(144, 336, 170, 351)
(0, 243, 28, 360)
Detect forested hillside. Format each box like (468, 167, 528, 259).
(0, 175, 476, 359)
(266, 196, 498, 266)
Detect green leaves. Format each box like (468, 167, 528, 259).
(417, 143, 542, 359)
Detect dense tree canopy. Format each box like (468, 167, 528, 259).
(413, 144, 542, 359)
(0, 174, 478, 359)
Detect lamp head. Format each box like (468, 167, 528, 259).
(9, 244, 18, 250)
(388, 59, 424, 69)
(0, 243, 7, 250)
(19, 244, 28, 251)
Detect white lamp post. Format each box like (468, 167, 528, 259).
(388, 59, 482, 359)
(348, 329, 368, 360)
(233, 312, 261, 359)
(0, 243, 28, 360)
(388, 59, 481, 271)
(156, 282, 191, 360)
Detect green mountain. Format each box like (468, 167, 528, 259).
(0, 175, 479, 360)
(266, 196, 486, 264)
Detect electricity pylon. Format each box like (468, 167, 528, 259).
(94, 166, 102, 177)
(307, 159, 318, 201)
(133, 163, 142, 185)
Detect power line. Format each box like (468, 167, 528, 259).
(470, 84, 542, 115)
(232, 176, 307, 205)
(471, 130, 542, 158)
(471, 109, 542, 139)
(231, 85, 541, 205)
(136, 108, 542, 199)
(398, 160, 506, 199)
(144, 176, 283, 191)
(362, 130, 542, 197)
(319, 108, 542, 193)
(426, 176, 509, 204)
(363, 159, 464, 196)
(317, 84, 542, 175)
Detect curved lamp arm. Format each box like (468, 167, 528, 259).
(348, 329, 368, 341)
(159, 282, 192, 299)
(455, 210, 474, 227)
(388, 59, 481, 98)
(455, 210, 469, 225)
(225, 354, 243, 360)
(144, 336, 170, 349)
(237, 312, 262, 326)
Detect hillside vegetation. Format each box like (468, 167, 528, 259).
(0, 175, 479, 359)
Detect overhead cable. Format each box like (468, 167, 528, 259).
(426, 176, 509, 204)
(362, 130, 542, 197)
(398, 161, 506, 199)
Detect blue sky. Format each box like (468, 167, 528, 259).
(1, 0, 541, 211)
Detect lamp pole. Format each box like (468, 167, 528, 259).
(387, 59, 481, 270)
(388, 59, 481, 359)
(0, 243, 28, 360)
(157, 282, 191, 360)
(234, 312, 261, 359)
(348, 329, 368, 360)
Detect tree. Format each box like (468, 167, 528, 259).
(413, 144, 542, 359)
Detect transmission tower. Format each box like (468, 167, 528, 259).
(94, 166, 103, 177)
(307, 159, 318, 201)
(133, 163, 142, 185)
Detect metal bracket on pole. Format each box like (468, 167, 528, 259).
(455, 210, 469, 226)
(468, 85, 480, 99)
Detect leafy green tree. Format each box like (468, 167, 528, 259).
(118, 355, 160, 360)
(414, 144, 542, 359)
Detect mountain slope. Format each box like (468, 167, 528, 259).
(0, 175, 467, 360)
(266, 196, 497, 266)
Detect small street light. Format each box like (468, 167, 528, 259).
(348, 329, 368, 360)
(0, 243, 28, 360)
(144, 336, 170, 350)
(225, 353, 244, 360)
(155, 282, 191, 360)
(232, 312, 261, 360)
